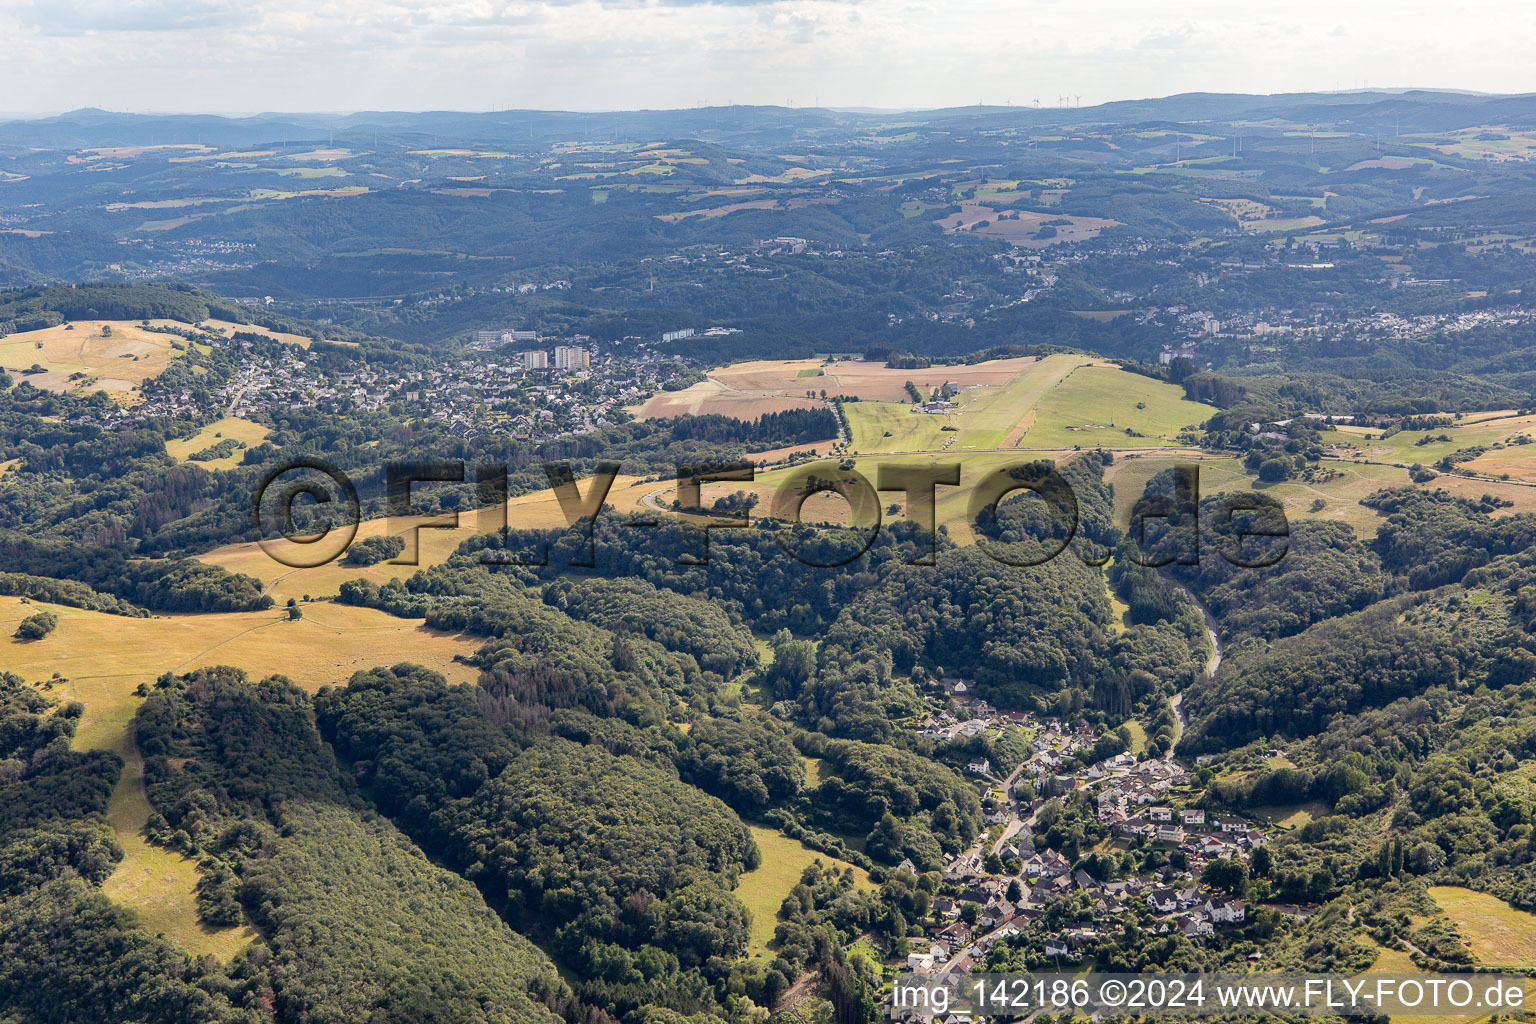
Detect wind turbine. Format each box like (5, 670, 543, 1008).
(1074, 95, 1081, 108)
(1032, 97, 1040, 108)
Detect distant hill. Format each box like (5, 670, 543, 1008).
(5, 90, 1536, 150)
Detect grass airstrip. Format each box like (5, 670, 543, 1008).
(636, 353, 1536, 542)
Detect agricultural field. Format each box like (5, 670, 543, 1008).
(637, 378, 825, 419)
(932, 204, 1120, 246)
(1243, 215, 1328, 232)
(0, 320, 186, 401)
(164, 415, 272, 470)
(637, 355, 1040, 420)
(200, 318, 326, 349)
(632, 352, 1536, 550)
(1424, 129, 1536, 162)
(736, 826, 872, 957)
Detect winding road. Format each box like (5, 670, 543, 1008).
(1165, 578, 1221, 756)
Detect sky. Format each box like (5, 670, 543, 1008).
(0, 0, 1534, 114)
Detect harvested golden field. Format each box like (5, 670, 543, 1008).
(639, 355, 1044, 420)
(200, 318, 322, 349)
(164, 415, 272, 470)
(0, 597, 481, 702)
(655, 199, 776, 222)
(0, 320, 185, 401)
(638, 381, 825, 420)
(819, 356, 1040, 400)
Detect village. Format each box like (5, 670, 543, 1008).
(99, 325, 701, 442)
(889, 677, 1276, 1020)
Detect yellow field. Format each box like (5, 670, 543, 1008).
(164, 416, 272, 470)
(0, 320, 184, 401)
(638, 355, 1042, 420)
(198, 473, 651, 603)
(737, 826, 873, 957)
(199, 318, 346, 349)
(1, 592, 481, 959)
(0, 597, 480, 702)
(1429, 886, 1536, 968)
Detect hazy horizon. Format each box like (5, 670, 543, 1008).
(3, 0, 1534, 114)
(0, 85, 1525, 122)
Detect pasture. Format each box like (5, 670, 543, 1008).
(1428, 886, 1536, 968)
(1357, 936, 1499, 1024)
(736, 826, 873, 957)
(1328, 411, 1536, 484)
(0, 320, 185, 401)
(164, 415, 272, 470)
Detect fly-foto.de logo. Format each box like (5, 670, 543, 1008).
(251, 458, 1288, 571)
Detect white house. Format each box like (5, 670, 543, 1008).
(1207, 898, 1246, 924)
